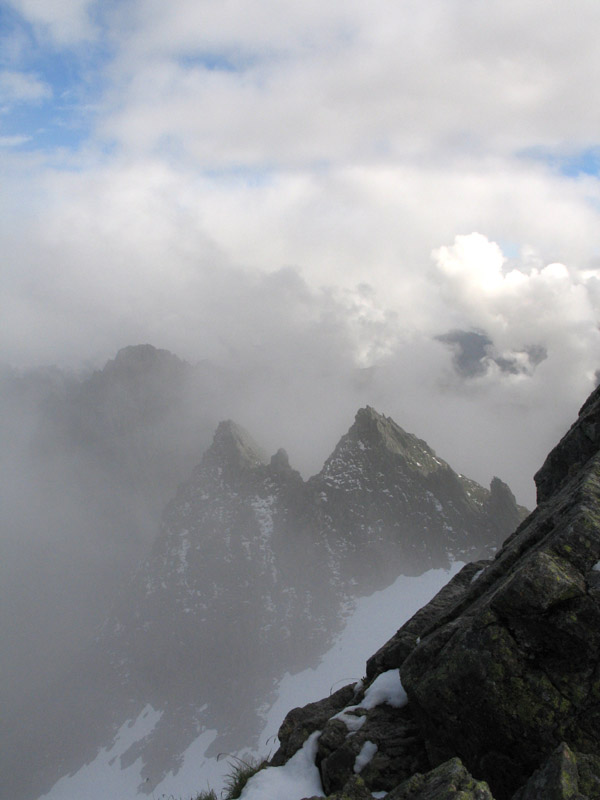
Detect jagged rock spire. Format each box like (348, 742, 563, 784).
(203, 419, 268, 472)
(348, 406, 443, 474)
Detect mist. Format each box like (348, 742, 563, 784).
(2, 1, 600, 798)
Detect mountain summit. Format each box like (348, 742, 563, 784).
(204, 419, 269, 472)
(3, 407, 523, 800)
(313, 406, 522, 582)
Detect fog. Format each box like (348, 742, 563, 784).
(2, 1, 600, 797)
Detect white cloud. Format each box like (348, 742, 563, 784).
(433, 233, 598, 339)
(0, 134, 31, 146)
(91, 0, 600, 166)
(434, 233, 506, 294)
(1, 0, 600, 506)
(0, 70, 52, 103)
(431, 232, 600, 406)
(7, 0, 97, 45)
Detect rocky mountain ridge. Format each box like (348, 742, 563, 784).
(3, 403, 523, 800)
(259, 383, 600, 800)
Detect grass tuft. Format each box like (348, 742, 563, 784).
(222, 756, 268, 799)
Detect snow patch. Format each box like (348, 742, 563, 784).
(470, 568, 484, 583)
(354, 740, 378, 773)
(175, 536, 190, 574)
(426, 490, 443, 512)
(359, 669, 407, 710)
(251, 494, 276, 538)
(333, 710, 366, 732)
(258, 563, 463, 748)
(239, 731, 323, 800)
(47, 564, 463, 800)
(152, 727, 221, 799)
(39, 705, 163, 800)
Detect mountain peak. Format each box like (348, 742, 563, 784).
(349, 405, 443, 474)
(355, 404, 383, 420)
(108, 344, 185, 371)
(270, 447, 291, 470)
(205, 420, 268, 471)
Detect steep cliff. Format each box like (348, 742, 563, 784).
(266, 385, 600, 800)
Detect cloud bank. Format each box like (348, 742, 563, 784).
(1, 0, 600, 505)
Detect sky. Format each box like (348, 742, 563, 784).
(2, 0, 600, 504)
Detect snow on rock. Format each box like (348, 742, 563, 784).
(259, 563, 463, 742)
(470, 568, 484, 583)
(358, 669, 407, 710)
(251, 494, 277, 539)
(334, 709, 367, 733)
(239, 731, 323, 800)
(41, 565, 463, 800)
(354, 740, 378, 774)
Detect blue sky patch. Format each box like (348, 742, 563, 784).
(520, 145, 600, 178)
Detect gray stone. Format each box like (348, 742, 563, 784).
(271, 685, 357, 766)
(386, 757, 494, 800)
(512, 743, 583, 800)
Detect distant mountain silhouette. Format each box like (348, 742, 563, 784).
(2, 404, 523, 800)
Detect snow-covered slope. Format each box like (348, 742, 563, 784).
(40, 563, 464, 800)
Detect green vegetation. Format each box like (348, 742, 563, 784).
(181, 755, 268, 800)
(222, 756, 268, 799)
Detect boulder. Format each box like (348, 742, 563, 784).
(511, 742, 600, 800)
(387, 757, 494, 800)
(317, 703, 429, 794)
(271, 684, 358, 766)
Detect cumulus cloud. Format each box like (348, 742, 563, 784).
(432, 233, 600, 383)
(429, 232, 600, 498)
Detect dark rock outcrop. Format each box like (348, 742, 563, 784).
(316, 703, 429, 794)
(535, 383, 600, 503)
(268, 386, 600, 800)
(387, 758, 494, 800)
(272, 685, 358, 768)
(401, 457, 600, 798)
(508, 741, 600, 800)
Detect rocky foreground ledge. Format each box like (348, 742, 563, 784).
(256, 384, 600, 800)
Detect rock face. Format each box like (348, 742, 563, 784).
(2, 405, 522, 800)
(308, 407, 522, 584)
(268, 386, 600, 800)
